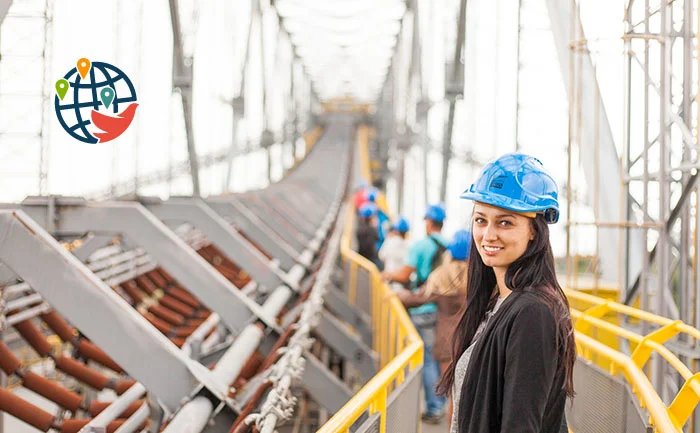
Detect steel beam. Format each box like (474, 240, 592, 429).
(316, 310, 378, 381)
(0, 0, 11, 29)
(440, 0, 468, 203)
(324, 284, 373, 347)
(237, 197, 309, 250)
(206, 198, 304, 270)
(72, 234, 118, 262)
(142, 197, 295, 292)
(0, 210, 227, 411)
(12, 199, 277, 333)
(301, 353, 354, 414)
(169, 0, 200, 196)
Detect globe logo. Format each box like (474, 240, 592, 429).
(54, 58, 138, 144)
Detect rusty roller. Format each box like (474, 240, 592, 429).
(40, 311, 124, 373)
(165, 286, 201, 309)
(88, 399, 144, 417)
(0, 341, 23, 375)
(143, 313, 174, 334)
(146, 269, 168, 288)
(148, 304, 185, 326)
(13, 319, 54, 357)
(186, 317, 206, 327)
(134, 275, 158, 295)
(0, 388, 56, 432)
(119, 281, 146, 303)
(13, 319, 118, 393)
(22, 371, 84, 412)
(112, 379, 137, 395)
(60, 418, 146, 433)
(156, 268, 175, 284)
(55, 356, 111, 390)
(158, 295, 195, 317)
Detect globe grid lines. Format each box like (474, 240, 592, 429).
(54, 61, 137, 144)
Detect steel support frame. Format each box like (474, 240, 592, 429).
(545, 0, 645, 285)
(301, 352, 354, 414)
(619, 0, 698, 407)
(323, 284, 373, 347)
(10, 199, 278, 333)
(168, 0, 200, 196)
(440, 0, 468, 203)
(0, 210, 229, 411)
(315, 310, 378, 381)
(142, 197, 296, 292)
(205, 198, 302, 271)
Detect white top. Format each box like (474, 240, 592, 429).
(378, 235, 409, 272)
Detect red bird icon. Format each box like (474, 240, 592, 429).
(90, 102, 138, 143)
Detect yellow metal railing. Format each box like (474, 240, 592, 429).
(568, 289, 700, 431)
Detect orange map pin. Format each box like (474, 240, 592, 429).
(77, 58, 91, 79)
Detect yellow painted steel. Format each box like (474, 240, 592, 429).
(567, 289, 700, 430)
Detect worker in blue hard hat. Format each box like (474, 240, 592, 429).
(355, 202, 383, 270)
(378, 216, 411, 291)
(394, 228, 472, 424)
(383, 203, 448, 423)
(363, 187, 390, 249)
(435, 153, 574, 433)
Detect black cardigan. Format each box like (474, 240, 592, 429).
(457, 292, 569, 433)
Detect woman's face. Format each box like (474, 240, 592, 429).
(472, 203, 535, 270)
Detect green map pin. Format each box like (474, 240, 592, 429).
(100, 87, 115, 109)
(55, 79, 69, 100)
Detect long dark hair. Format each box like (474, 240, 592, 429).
(436, 214, 576, 398)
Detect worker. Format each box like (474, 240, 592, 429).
(394, 229, 472, 423)
(353, 180, 369, 210)
(382, 203, 448, 424)
(437, 153, 574, 433)
(378, 216, 411, 291)
(355, 202, 383, 270)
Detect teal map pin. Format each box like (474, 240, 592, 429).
(55, 79, 69, 100)
(100, 87, 115, 109)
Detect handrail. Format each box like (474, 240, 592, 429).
(316, 125, 424, 433)
(567, 289, 700, 430)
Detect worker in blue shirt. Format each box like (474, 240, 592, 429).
(382, 203, 448, 423)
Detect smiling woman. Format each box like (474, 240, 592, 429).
(437, 153, 576, 433)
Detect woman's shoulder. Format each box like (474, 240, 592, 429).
(504, 291, 558, 321)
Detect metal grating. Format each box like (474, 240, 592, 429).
(625, 389, 653, 433)
(566, 358, 650, 433)
(354, 412, 381, 433)
(385, 367, 422, 433)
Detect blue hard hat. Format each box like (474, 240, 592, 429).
(392, 216, 410, 233)
(460, 153, 560, 224)
(365, 187, 379, 202)
(358, 202, 378, 219)
(449, 229, 472, 261)
(424, 204, 446, 223)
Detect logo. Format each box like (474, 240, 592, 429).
(54, 58, 138, 143)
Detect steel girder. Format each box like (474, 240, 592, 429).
(4, 198, 278, 334)
(0, 210, 228, 411)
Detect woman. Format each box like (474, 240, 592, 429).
(438, 153, 575, 433)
